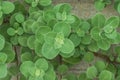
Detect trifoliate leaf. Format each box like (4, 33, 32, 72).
(1, 1, 15, 14)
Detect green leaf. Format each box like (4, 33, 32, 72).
(97, 39, 110, 50)
(90, 27, 102, 41)
(57, 64, 68, 74)
(91, 13, 106, 27)
(81, 21, 90, 32)
(53, 22, 71, 37)
(115, 46, 120, 55)
(105, 30, 117, 39)
(39, 0, 52, 6)
(20, 61, 34, 78)
(21, 52, 33, 62)
(105, 16, 119, 29)
(43, 65, 56, 80)
(99, 70, 112, 80)
(69, 33, 81, 47)
(60, 39, 75, 54)
(42, 43, 59, 59)
(18, 36, 28, 47)
(15, 13, 25, 23)
(64, 73, 78, 80)
(25, 0, 34, 4)
(35, 58, 48, 71)
(17, 27, 24, 35)
(27, 35, 36, 49)
(0, 34, 5, 51)
(44, 31, 56, 44)
(95, 61, 106, 72)
(88, 41, 99, 52)
(0, 52, 7, 64)
(81, 35, 91, 45)
(86, 66, 98, 79)
(3, 50, 15, 63)
(83, 52, 94, 62)
(1, 1, 15, 14)
(94, 1, 105, 11)
(0, 64, 7, 78)
(35, 41, 42, 56)
(43, 10, 55, 22)
(31, 22, 41, 33)
(117, 3, 120, 13)
(79, 73, 87, 80)
(35, 26, 51, 44)
(7, 28, 16, 36)
(59, 3, 72, 14)
(23, 19, 34, 33)
(76, 28, 85, 37)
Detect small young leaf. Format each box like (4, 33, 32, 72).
(57, 64, 68, 74)
(21, 52, 33, 62)
(27, 35, 36, 49)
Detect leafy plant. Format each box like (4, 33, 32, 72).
(0, 0, 120, 80)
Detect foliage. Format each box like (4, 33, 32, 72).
(0, 0, 120, 80)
